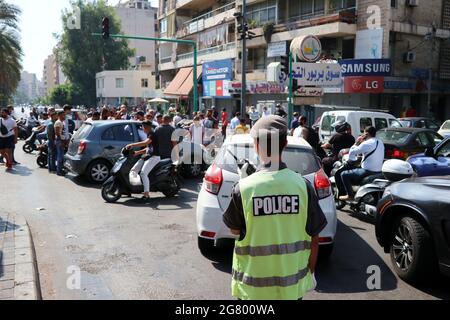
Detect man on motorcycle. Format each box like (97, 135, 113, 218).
(321, 121, 355, 177)
(125, 121, 160, 201)
(335, 126, 385, 201)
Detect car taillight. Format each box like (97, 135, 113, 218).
(200, 231, 216, 238)
(314, 169, 332, 199)
(387, 149, 406, 159)
(78, 140, 87, 154)
(204, 163, 223, 195)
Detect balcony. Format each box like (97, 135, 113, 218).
(159, 42, 237, 71)
(176, 2, 236, 38)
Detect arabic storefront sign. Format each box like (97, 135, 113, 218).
(294, 87, 324, 97)
(268, 41, 287, 58)
(340, 59, 392, 77)
(292, 63, 342, 86)
(290, 35, 322, 62)
(202, 59, 233, 98)
(230, 82, 286, 94)
(344, 76, 384, 93)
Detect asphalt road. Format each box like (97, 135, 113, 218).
(1, 142, 449, 300)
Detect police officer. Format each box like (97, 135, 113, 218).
(223, 115, 327, 300)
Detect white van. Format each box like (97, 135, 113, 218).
(319, 110, 402, 142)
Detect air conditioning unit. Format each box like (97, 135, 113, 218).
(406, 0, 419, 7)
(403, 51, 416, 63)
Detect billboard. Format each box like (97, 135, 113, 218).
(344, 76, 384, 93)
(291, 62, 342, 86)
(355, 29, 384, 59)
(340, 59, 392, 77)
(202, 59, 233, 98)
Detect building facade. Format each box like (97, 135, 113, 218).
(16, 71, 44, 103)
(157, 0, 450, 121)
(96, 67, 157, 107)
(42, 52, 67, 96)
(115, 0, 159, 70)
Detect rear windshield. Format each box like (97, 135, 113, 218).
(73, 123, 93, 140)
(443, 121, 450, 130)
(377, 130, 411, 144)
(321, 115, 336, 133)
(399, 120, 412, 127)
(215, 144, 320, 176)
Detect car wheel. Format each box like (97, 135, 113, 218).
(87, 160, 111, 184)
(183, 163, 202, 178)
(198, 236, 215, 257)
(389, 216, 436, 283)
(318, 243, 334, 261)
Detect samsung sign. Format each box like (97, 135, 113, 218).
(340, 59, 392, 77)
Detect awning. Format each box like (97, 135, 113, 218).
(164, 65, 202, 96)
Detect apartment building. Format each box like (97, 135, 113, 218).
(115, 0, 159, 70)
(157, 0, 450, 120)
(17, 71, 44, 103)
(42, 53, 67, 96)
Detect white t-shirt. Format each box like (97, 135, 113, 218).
(293, 126, 306, 139)
(190, 124, 204, 145)
(349, 137, 385, 172)
(0, 116, 17, 138)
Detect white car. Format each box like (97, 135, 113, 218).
(196, 134, 338, 259)
(438, 120, 450, 138)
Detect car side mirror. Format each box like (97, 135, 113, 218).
(424, 147, 435, 158)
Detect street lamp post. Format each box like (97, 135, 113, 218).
(241, 0, 247, 116)
(92, 33, 200, 112)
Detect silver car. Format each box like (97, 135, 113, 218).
(65, 120, 143, 183)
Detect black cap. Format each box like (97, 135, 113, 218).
(250, 115, 287, 139)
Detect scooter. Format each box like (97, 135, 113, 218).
(36, 142, 48, 168)
(22, 128, 43, 153)
(101, 148, 182, 203)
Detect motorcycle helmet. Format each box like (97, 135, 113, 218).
(382, 159, 414, 182)
(332, 120, 351, 134)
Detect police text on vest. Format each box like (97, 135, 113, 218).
(253, 195, 299, 216)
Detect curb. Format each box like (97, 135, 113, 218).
(11, 215, 41, 300)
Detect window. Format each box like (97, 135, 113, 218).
(321, 115, 336, 133)
(377, 131, 411, 144)
(375, 118, 388, 131)
(389, 119, 403, 128)
(302, 0, 314, 15)
(426, 120, 440, 131)
(443, 121, 450, 130)
(247, 0, 277, 26)
(248, 48, 267, 70)
(160, 18, 167, 34)
(427, 132, 443, 146)
(116, 78, 124, 88)
(437, 140, 450, 157)
(391, 0, 397, 8)
(141, 79, 148, 88)
(360, 118, 373, 133)
(415, 120, 427, 128)
(415, 132, 432, 147)
(102, 125, 134, 142)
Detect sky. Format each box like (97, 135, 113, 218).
(13, 0, 158, 80)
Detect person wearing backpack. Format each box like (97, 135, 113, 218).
(0, 108, 18, 171)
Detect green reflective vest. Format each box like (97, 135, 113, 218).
(232, 168, 314, 300)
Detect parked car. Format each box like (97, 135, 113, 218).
(377, 128, 443, 160)
(196, 134, 337, 259)
(407, 136, 450, 177)
(438, 120, 450, 138)
(376, 176, 450, 282)
(319, 110, 402, 142)
(398, 117, 441, 132)
(65, 121, 143, 183)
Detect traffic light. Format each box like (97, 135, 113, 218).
(237, 22, 248, 40)
(102, 17, 110, 39)
(280, 55, 289, 76)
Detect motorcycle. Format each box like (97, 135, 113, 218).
(17, 120, 30, 140)
(101, 148, 182, 203)
(22, 128, 41, 153)
(36, 142, 48, 168)
(330, 150, 414, 218)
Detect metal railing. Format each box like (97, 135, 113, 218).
(177, 42, 236, 61)
(183, 2, 236, 27)
(280, 6, 356, 25)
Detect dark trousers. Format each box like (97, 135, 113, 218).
(335, 168, 375, 198)
(55, 139, 65, 174)
(48, 139, 56, 172)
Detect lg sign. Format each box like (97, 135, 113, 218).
(344, 77, 384, 93)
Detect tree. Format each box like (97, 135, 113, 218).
(58, 0, 134, 105)
(0, 0, 22, 106)
(48, 83, 82, 106)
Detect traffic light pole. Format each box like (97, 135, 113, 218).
(240, 0, 247, 116)
(288, 52, 293, 127)
(92, 33, 200, 112)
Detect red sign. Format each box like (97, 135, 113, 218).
(216, 80, 223, 96)
(344, 76, 384, 93)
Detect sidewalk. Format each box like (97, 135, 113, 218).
(0, 212, 41, 300)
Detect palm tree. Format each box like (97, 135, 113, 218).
(0, 0, 22, 106)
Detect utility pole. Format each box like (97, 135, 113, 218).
(427, 26, 437, 117)
(241, 0, 247, 116)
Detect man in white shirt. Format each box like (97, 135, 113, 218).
(335, 126, 385, 201)
(248, 106, 260, 127)
(0, 108, 18, 171)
